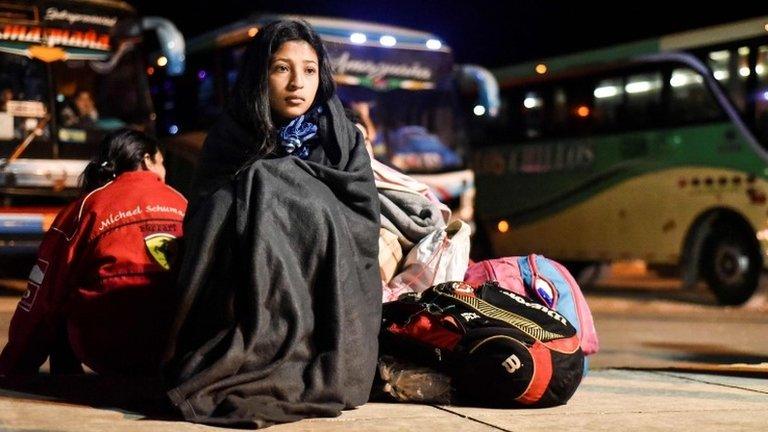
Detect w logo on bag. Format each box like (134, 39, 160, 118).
(502, 354, 522, 373)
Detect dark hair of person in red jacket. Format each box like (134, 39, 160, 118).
(80, 128, 166, 193)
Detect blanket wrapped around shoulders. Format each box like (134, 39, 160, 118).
(163, 97, 381, 428)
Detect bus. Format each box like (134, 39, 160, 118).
(0, 0, 184, 258)
(472, 16, 768, 305)
(159, 14, 498, 225)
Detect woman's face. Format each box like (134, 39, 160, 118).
(268, 40, 320, 121)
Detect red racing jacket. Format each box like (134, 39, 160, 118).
(0, 171, 187, 375)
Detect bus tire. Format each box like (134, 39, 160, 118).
(700, 221, 761, 305)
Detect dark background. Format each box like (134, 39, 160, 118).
(128, 1, 768, 68)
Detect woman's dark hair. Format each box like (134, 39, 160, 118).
(80, 128, 160, 193)
(228, 19, 336, 158)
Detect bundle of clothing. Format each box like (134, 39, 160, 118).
(162, 96, 382, 428)
(373, 158, 471, 302)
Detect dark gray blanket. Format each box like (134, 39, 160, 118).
(379, 188, 446, 251)
(163, 97, 381, 428)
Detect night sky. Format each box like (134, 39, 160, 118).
(129, 1, 768, 68)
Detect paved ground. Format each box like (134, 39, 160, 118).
(0, 262, 766, 431)
(0, 369, 765, 432)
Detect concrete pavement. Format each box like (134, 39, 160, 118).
(0, 265, 767, 431)
(0, 368, 766, 431)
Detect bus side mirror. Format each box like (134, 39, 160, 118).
(141, 17, 186, 76)
(457, 64, 500, 118)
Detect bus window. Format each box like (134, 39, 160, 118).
(754, 45, 768, 145)
(551, 86, 569, 135)
(668, 68, 722, 125)
(624, 72, 663, 128)
(0, 53, 51, 152)
(593, 77, 624, 132)
(736, 46, 751, 109)
(707, 47, 750, 113)
(565, 79, 595, 135)
(709, 49, 730, 83)
(196, 68, 219, 126)
(225, 46, 246, 94)
(487, 91, 523, 144)
(521, 91, 544, 139)
(52, 49, 152, 133)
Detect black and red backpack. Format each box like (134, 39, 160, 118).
(380, 280, 584, 407)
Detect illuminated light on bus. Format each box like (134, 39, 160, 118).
(670, 70, 703, 87)
(714, 70, 729, 80)
(157, 56, 168, 67)
(594, 86, 619, 98)
(625, 81, 653, 94)
(497, 220, 509, 233)
(248, 27, 258, 37)
(709, 50, 729, 61)
(670, 75, 686, 87)
(350, 32, 367, 44)
(535, 64, 547, 74)
(197, 70, 207, 80)
(56, 94, 64, 103)
(764, 23, 768, 32)
(168, 125, 179, 135)
(379, 35, 397, 47)
(763, 91, 768, 101)
(523, 96, 541, 109)
(473, 105, 486, 116)
(739, 67, 751, 77)
(167, 41, 175, 50)
(426, 39, 442, 50)
(670, 73, 688, 87)
(147, 66, 155, 76)
(576, 105, 590, 117)
(757, 64, 766, 75)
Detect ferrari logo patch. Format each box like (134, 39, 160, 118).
(144, 233, 178, 270)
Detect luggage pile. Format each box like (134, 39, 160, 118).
(373, 158, 599, 407)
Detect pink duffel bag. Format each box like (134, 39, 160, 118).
(464, 255, 599, 357)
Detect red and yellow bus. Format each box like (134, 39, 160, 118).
(0, 0, 184, 258)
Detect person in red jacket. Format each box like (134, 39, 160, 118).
(0, 128, 188, 375)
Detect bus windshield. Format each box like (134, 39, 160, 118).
(0, 53, 51, 157)
(0, 45, 152, 159)
(338, 86, 463, 173)
(51, 45, 153, 135)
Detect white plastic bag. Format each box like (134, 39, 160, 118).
(385, 220, 471, 301)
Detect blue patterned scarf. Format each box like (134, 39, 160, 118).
(278, 107, 322, 159)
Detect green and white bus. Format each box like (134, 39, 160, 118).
(473, 16, 768, 304)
